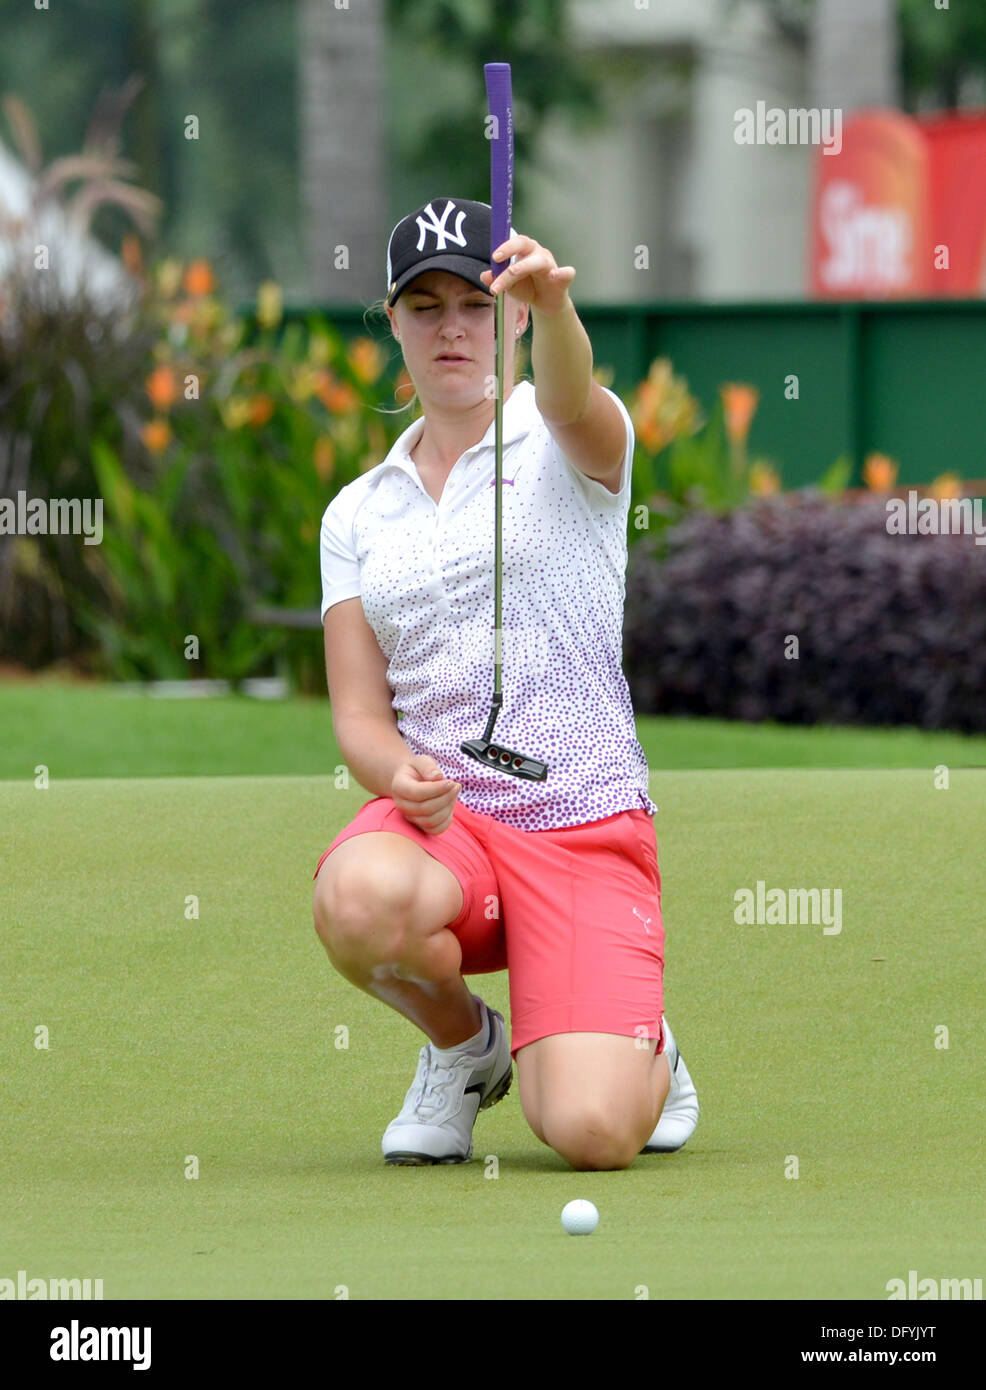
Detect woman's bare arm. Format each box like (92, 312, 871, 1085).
(323, 598, 460, 831)
(324, 598, 410, 796)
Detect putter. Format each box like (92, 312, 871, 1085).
(460, 63, 548, 783)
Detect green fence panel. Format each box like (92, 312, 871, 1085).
(263, 300, 986, 488)
(638, 304, 856, 489)
(860, 305, 986, 486)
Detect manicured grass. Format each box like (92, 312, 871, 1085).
(2, 769, 983, 1299)
(3, 676, 986, 780)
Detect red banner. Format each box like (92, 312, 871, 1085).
(922, 114, 986, 295)
(809, 108, 986, 298)
(810, 110, 929, 298)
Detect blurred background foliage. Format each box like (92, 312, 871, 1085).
(0, 0, 301, 304)
(625, 493, 986, 730)
(385, 0, 611, 228)
(763, 0, 986, 109)
(1, 0, 984, 723)
(2, 1, 986, 305)
(0, 0, 613, 305)
(79, 270, 411, 690)
(0, 111, 975, 702)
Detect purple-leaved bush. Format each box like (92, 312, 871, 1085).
(623, 496, 986, 731)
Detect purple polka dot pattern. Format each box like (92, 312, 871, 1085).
(319, 380, 657, 831)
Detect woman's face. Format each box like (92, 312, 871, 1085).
(386, 270, 528, 408)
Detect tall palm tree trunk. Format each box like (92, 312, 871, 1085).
(809, 0, 900, 114)
(299, 0, 386, 305)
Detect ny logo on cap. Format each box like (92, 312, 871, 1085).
(416, 200, 468, 252)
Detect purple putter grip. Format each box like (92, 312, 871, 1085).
(484, 62, 513, 275)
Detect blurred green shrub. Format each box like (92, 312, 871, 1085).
(75, 258, 411, 689)
(0, 87, 161, 668)
(624, 494, 986, 731)
(626, 358, 850, 547)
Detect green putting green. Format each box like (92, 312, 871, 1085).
(2, 768, 982, 1299)
(3, 677, 986, 779)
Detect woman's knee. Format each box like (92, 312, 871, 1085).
(312, 835, 462, 969)
(312, 842, 419, 963)
(540, 1105, 642, 1171)
(518, 1036, 659, 1170)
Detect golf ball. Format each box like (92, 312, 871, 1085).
(561, 1199, 599, 1235)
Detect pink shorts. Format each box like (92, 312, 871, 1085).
(313, 797, 665, 1060)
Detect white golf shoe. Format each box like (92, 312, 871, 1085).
(642, 1018, 699, 1153)
(382, 996, 513, 1165)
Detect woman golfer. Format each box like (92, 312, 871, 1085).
(312, 197, 698, 1170)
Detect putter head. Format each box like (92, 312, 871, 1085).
(461, 740, 548, 782)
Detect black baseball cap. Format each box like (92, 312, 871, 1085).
(386, 197, 514, 307)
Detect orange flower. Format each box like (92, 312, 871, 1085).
(632, 362, 670, 430)
(121, 234, 143, 276)
(348, 337, 384, 385)
(632, 359, 700, 455)
(315, 371, 359, 414)
(329, 382, 359, 413)
(141, 419, 172, 454)
(313, 436, 335, 482)
(930, 472, 962, 501)
(632, 382, 661, 433)
(637, 418, 671, 454)
(247, 395, 275, 428)
(183, 260, 215, 297)
(146, 365, 179, 411)
(749, 461, 781, 496)
(720, 384, 759, 448)
(863, 452, 898, 492)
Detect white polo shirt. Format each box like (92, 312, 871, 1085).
(319, 378, 657, 831)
